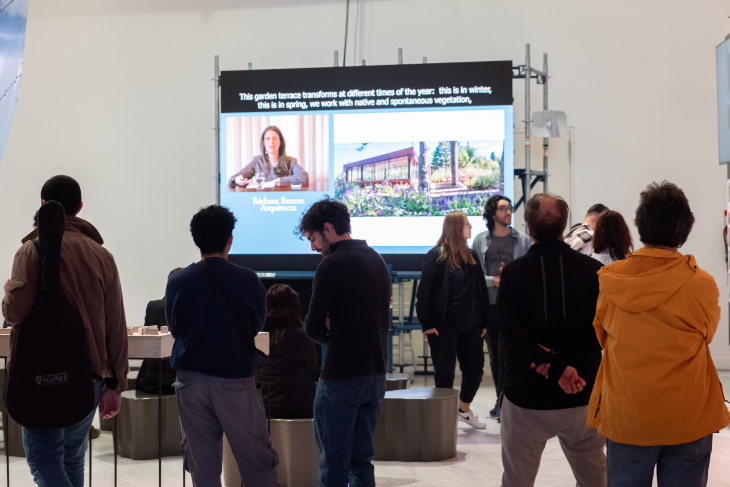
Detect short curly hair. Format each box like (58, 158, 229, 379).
(482, 195, 511, 232)
(297, 197, 351, 239)
(190, 205, 237, 254)
(635, 181, 694, 248)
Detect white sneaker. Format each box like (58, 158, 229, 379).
(458, 409, 486, 429)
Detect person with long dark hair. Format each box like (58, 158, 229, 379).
(228, 125, 309, 188)
(590, 210, 633, 265)
(416, 211, 489, 429)
(472, 195, 531, 421)
(261, 284, 317, 419)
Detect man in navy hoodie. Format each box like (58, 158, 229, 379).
(166, 205, 280, 487)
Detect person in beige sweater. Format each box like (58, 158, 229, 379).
(2, 175, 128, 486)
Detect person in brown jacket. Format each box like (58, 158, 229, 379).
(2, 175, 128, 487)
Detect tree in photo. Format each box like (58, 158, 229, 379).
(449, 141, 458, 187)
(431, 141, 451, 171)
(418, 142, 430, 193)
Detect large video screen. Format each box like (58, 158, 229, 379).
(219, 61, 514, 265)
(718, 38, 730, 165)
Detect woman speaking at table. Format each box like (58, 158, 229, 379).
(228, 125, 309, 188)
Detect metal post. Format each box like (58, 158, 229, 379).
(334, 51, 339, 67)
(343, 0, 350, 66)
(362, 59, 366, 66)
(88, 430, 92, 487)
(524, 44, 531, 202)
(158, 358, 162, 487)
(114, 417, 118, 487)
(5, 358, 8, 487)
(398, 282, 405, 371)
(398, 48, 402, 65)
(247, 63, 252, 70)
(423, 57, 427, 64)
(387, 307, 393, 372)
(542, 53, 548, 193)
(214, 55, 221, 205)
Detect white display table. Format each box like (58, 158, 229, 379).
(0, 330, 269, 360)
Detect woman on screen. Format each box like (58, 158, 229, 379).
(228, 126, 309, 188)
(416, 211, 489, 429)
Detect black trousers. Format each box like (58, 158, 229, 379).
(426, 324, 484, 404)
(485, 304, 509, 402)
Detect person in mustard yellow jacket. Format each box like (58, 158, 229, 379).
(587, 181, 730, 487)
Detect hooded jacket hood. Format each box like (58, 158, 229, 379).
(597, 248, 697, 313)
(21, 215, 104, 246)
(587, 246, 729, 445)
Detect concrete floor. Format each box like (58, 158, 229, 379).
(1, 368, 729, 487)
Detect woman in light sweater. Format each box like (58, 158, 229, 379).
(228, 125, 308, 188)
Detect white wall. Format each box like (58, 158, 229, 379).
(2, 0, 729, 366)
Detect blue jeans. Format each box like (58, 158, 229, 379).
(313, 373, 386, 487)
(22, 380, 104, 487)
(607, 435, 713, 487)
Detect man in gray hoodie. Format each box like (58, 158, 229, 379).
(471, 195, 531, 420)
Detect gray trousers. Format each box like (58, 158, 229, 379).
(501, 396, 607, 487)
(174, 370, 280, 487)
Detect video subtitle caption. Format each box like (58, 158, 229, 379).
(238, 86, 493, 111)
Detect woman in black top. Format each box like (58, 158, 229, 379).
(261, 284, 317, 418)
(416, 211, 489, 429)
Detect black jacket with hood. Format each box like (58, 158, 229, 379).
(497, 240, 603, 410)
(416, 247, 489, 332)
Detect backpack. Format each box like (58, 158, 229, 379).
(2, 201, 95, 428)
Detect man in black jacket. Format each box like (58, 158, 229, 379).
(299, 198, 391, 487)
(497, 193, 606, 487)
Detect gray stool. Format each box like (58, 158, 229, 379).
(373, 387, 458, 462)
(223, 419, 319, 487)
(115, 390, 182, 460)
(385, 373, 409, 391)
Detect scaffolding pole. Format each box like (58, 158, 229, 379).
(543, 53, 548, 193)
(214, 55, 220, 204)
(524, 44, 531, 202)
